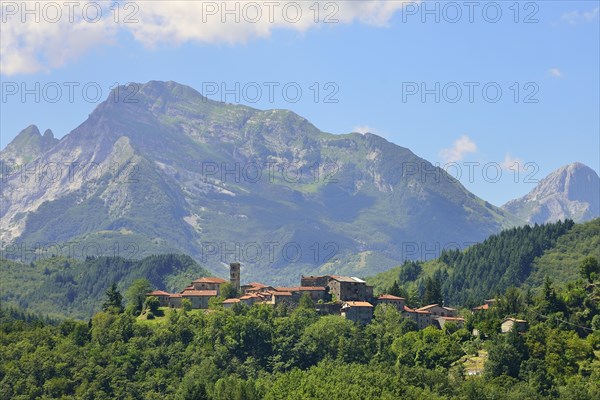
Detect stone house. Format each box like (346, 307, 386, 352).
(416, 304, 458, 318)
(275, 286, 330, 302)
(222, 298, 240, 308)
(192, 277, 228, 295)
(180, 289, 217, 309)
(501, 318, 528, 333)
(404, 306, 432, 330)
(301, 275, 330, 287)
(146, 290, 171, 307)
(376, 294, 405, 311)
(169, 293, 182, 308)
(328, 276, 373, 302)
(341, 301, 374, 324)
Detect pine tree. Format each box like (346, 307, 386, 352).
(102, 283, 124, 313)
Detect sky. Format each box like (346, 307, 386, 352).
(1, 0, 599, 206)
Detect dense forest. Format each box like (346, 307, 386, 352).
(1, 257, 599, 399)
(370, 219, 600, 307)
(0, 254, 212, 319)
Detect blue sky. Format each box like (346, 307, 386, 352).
(1, 0, 598, 206)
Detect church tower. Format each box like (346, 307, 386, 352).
(230, 262, 241, 293)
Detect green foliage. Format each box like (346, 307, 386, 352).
(126, 278, 152, 314)
(101, 283, 123, 313)
(1, 272, 600, 399)
(579, 256, 599, 283)
(0, 253, 213, 319)
(219, 282, 239, 299)
(370, 219, 587, 306)
(145, 296, 160, 313)
(181, 298, 192, 312)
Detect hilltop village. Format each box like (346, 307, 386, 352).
(146, 262, 502, 329)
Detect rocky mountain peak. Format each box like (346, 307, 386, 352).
(503, 162, 599, 224)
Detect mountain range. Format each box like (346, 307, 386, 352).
(1, 81, 598, 284)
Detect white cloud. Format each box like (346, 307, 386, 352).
(549, 68, 563, 78)
(561, 7, 599, 25)
(1, 1, 418, 75)
(353, 125, 376, 135)
(439, 135, 477, 163)
(500, 153, 525, 171)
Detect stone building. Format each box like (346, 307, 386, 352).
(416, 304, 458, 318)
(328, 276, 374, 302)
(341, 301, 374, 324)
(501, 318, 528, 333)
(230, 262, 241, 293)
(403, 306, 432, 330)
(191, 277, 227, 295)
(180, 289, 217, 309)
(376, 294, 405, 311)
(146, 290, 171, 307)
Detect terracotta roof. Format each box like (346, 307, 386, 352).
(404, 305, 431, 314)
(192, 277, 227, 284)
(181, 290, 218, 297)
(147, 290, 171, 296)
(240, 293, 260, 299)
(170, 294, 182, 298)
(271, 291, 293, 296)
(343, 301, 374, 307)
(473, 304, 490, 310)
(377, 294, 405, 300)
(245, 282, 267, 288)
(416, 304, 441, 311)
(222, 298, 241, 304)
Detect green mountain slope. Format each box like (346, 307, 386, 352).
(1, 81, 521, 284)
(368, 218, 600, 306)
(0, 254, 213, 319)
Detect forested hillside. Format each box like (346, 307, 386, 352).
(1, 265, 599, 399)
(369, 219, 600, 307)
(0, 254, 212, 319)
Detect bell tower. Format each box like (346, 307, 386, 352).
(230, 262, 241, 293)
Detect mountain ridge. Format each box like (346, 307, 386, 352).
(502, 162, 600, 224)
(1, 81, 524, 283)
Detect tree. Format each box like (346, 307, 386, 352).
(298, 293, 314, 309)
(101, 283, 123, 313)
(388, 280, 402, 297)
(145, 296, 160, 313)
(579, 256, 599, 283)
(220, 282, 239, 299)
(422, 276, 443, 305)
(181, 298, 192, 312)
(125, 278, 152, 314)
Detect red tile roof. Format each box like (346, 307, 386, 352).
(416, 304, 456, 312)
(222, 298, 241, 304)
(271, 291, 293, 296)
(377, 294, 405, 300)
(170, 294, 182, 298)
(404, 305, 431, 314)
(473, 304, 489, 310)
(192, 277, 227, 284)
(245, 282, 267, 288)
(147, 290, 171, 296)
(181, 290, 218, 297)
